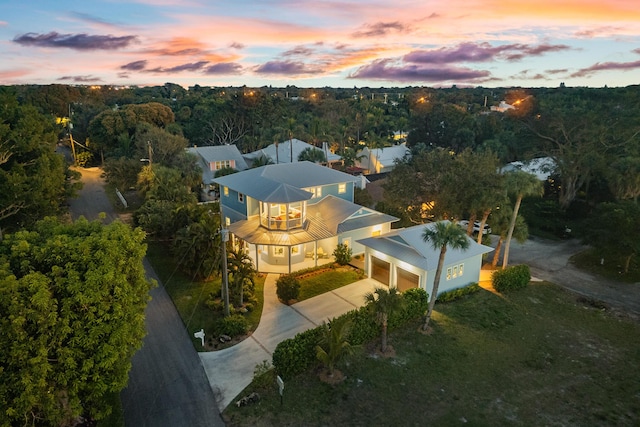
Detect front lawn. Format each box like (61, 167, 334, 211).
(297, 266, 365, 301)
(223, 282, 640, 426)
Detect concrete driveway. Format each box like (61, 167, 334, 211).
(200, 275, 380, 409)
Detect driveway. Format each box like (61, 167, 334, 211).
(69, 167, 224, 427)
(199, 275, 380, 410)
(504, 237, 640, 318)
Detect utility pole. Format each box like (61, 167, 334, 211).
(221, 229, 230, 317)
(147, 141, 153, 165)
(68, 104, 76, 164)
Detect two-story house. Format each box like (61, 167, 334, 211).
(187, 145, 249, 199)
(213, 161, 397, 273)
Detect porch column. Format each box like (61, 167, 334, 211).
(254, 245, 259, 272)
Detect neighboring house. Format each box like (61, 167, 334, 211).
(358, 222, 493, 295)
(501, 157, 555, 181)
(356, 143, 411, 174)
(187, 145, 249, 198)
(490, 100, 516, 112)
(213, 161, 397, 274)
(243, 138, 341, 165)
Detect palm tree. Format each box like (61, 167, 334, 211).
(364, 286, 404, 353)
(421, 221, 470, 330)
(297, 147, 326, 163)
(490, 204, 529, 267)
(502, 171, 544, 268)
(227, 247, 256, 306)
(251, 155, 274, 168)
(315, 316, 354, 377)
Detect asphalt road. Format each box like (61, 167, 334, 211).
(69, 167, 224, 427)
(505, 237, 640, 319)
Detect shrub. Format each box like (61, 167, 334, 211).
(388, 287, 429, 330)
(276, 274, 301, 304)
(492, 265, 531, 292)
(346, 307, 378, 345)
(333, 243, 353, 265)
(272, 327, 322, 379)
(437, 283, 481, 303)
(215, 314, 249, 336)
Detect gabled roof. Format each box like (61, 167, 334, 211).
(501, 157, 555, 181)
(358, 222, 493, 271)
(187, 145, 248, 170)
(227, 195, 398, 245)
(243, 139, 341, 164)
(213, 161, 359, 202)
(359, 143, 411, 167)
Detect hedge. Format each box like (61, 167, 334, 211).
(492, 264, 531, 292)
(272, 287, 429, 379)
(436, 283, 481, 303)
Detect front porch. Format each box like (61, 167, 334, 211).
(242, 240, 337, 274)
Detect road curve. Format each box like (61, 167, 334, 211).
(69, 167, 224, 427)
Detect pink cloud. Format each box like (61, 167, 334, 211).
(349, 58, 492, 83)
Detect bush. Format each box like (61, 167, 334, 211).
(437, 283, 481, 303)
(333, 243, 353, 265)
(276, 274, 301, 304)
(215, 314, 249, 337)
(388, 287, 429, 330)
(272, 328, 322, 379)
(492, 265, 531, 292)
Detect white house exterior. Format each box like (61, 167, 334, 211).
(358, 222, 493, 296)
(356, 143, 411, 174)
(213, 161, 397, 274)
(243, 138, 341, 165)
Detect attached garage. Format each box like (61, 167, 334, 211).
(371, 256, 390, 286)
(396, 268, 419, 292)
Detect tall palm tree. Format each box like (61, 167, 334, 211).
(502, 171, 544, 268)
(421, 221, 470, 330)
(489, 204, 529, 267)
(364, 286, 404, 353)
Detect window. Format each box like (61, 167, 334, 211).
(458, 263, 464, 276)
(223, 186, 229, 196)
(446, 267, 452, 281)
(238, 193, 244, 203)
(372, 225, 382, 237)
(338, 183, 346, 194)
(225, 217, 230, 226)
(305, 186, 322, 198)
(453, 266, 458, 278)
(273, 247, 285, 257)
(291, 245, 300, 255)
(213, 160, 231, 170)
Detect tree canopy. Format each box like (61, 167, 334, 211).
(0, 217, 154, 426)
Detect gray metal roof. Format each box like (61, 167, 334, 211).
(187, 145, 248, 170)
(358, 222, 494, 271)
(228, 195, 397, 245)
(213, 161, 359, 202)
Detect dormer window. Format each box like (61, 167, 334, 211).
(338, 183, 346, 194)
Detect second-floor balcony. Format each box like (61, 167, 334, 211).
(260, 201, 305, 231)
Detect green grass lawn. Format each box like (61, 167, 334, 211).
(145, 241, 265, 350)
(297, 267, 365, 301)
(223, 282, 640, 426)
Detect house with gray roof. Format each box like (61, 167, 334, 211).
(355, 143, 411, 174)
(187, 145, 248, 198)
(243, 138, 341, 165)
(213, 161, 397, 273)
(358, 222, 493, 295)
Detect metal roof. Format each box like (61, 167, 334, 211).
(243, 139, 341, 164)
(213, 161, 359, 202)
(228, 195, 397, 246)
(358, 222, 494, 271)
(187, 145, 248, 170)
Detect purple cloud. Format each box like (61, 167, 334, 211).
(254, 60, 322, 75)
(13, 31, 136, 50)
(352, 21, 407, 38)
(147, 61, 209, 73)
(57, 75, 102, 83)
(282, 46, 315, 57)
(204, 63, 243, 75)
(571, 59, 640, 77)
(404, 42, 571, 64)
(349, 58, 492, 83)
(121, 60, 147, 71)
(229, 42, 245, 49)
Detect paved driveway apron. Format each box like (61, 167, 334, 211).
(199, 276, 380, 409)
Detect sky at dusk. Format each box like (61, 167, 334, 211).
(1, 0, 639, 88)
